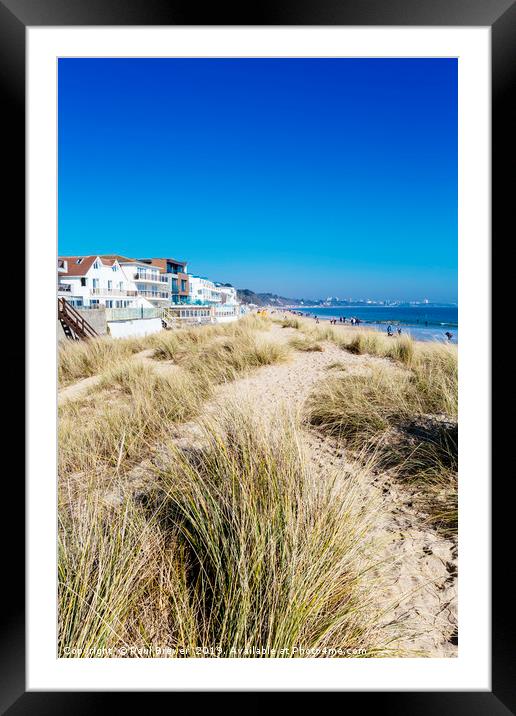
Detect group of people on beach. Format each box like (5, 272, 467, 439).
(387, 325, 402, 337)
(327, 316, 360, 325)
(283, 309, 455, 342)
(322, 316, 363, 326)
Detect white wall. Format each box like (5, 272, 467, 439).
(215, 314, 239, 323)
(107, 317, 162, 339)
(219, 286, 238, 305)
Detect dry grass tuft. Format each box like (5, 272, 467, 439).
(280, 317, 301, 329)
(58, 362, 206, 476)
(58, 335, 146, 386)
(289, 335, 324, 352)
(59, 405, 398, 656)
(305, 361, 457, 535)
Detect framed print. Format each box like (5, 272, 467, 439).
(3, 0, 513, 709)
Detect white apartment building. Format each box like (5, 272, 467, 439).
(57, 256, 154, 309)
(217, 284, 238, 305)
(111, 257, 171, 307)
(188, 278, 241, 322)
(188, 275, 223, 305)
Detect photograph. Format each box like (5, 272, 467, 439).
(56, 56, 459, 660)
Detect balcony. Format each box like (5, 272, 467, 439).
(134, 271, 169, 283)
(90, 288, 138, 297)
(136, 289, 170, 300)
(57, 283, 72, 292)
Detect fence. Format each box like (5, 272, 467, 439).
(105, 306, 164, 322)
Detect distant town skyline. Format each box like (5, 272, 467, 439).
(58, 58, 457, 303)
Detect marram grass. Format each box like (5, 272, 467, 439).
(305, 362, 457, 535)
(58, 405, 399, 657)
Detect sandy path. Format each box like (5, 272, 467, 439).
(170, 323, 458, 657)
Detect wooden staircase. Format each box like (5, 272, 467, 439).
(58, 297, 99, 341)
(161, 308, 179, 330)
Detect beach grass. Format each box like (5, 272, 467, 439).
(280, 317, 302, 329)
(59, 317, 289, 478)
(58, 362, 206, 476)
(58, 334, 146, 387)
(58, 313, 272, 386)
(284, 315, 457, 417)
(305, 361, 457, 535)
(58, 313, 457, 655)
(58, 405, 397, 657)
(289, 335, 324, 352)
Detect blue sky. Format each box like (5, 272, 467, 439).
(58, 58, 457, 302)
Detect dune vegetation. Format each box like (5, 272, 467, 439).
(58, 406, 396, 657)
(58, 313, 458, 656)
(289, 317, 458, 535)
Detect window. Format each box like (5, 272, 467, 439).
(118, 282, 123, 290)
(105, 300, 113, 308)
(81, 277, 87, 287)
(111, 265, 117, 271)
(92, 279, 99, 288)
(76, 258, 83, 264)
(93, 260, 100, 269)
(181, 280, 187, 292)
(108, 280, 112, 290)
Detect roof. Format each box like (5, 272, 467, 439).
(58, 254, 187, 276)
(138, 257, 187, 273)
(98, 255, 151, 269)
(97, 254, 136, 264)
(57, 256, 98, 277)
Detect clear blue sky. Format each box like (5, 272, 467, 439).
(58, 58, 457, 302)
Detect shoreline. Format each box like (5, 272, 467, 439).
(270, 307, 458, 343)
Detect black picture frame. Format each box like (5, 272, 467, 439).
(6, 0, 513, 710)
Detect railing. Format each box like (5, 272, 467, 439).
(105, 307, 164, 321)
(90, 288, 137, 296)
(215, 305, 239, 316)
(135, 290, 170, 299)
(58, 297, 98, 339)
(134, 272, 169, 283)
(163, 305, 215, 326)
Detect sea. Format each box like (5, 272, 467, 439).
(288, 305, 458, 343)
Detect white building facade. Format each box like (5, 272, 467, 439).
(116, 259, 171, 308)
(57, 255, 158, 309)
(188, 275, 223, 305)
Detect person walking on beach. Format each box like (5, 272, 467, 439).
(387, 325, 393, 336)
(445, 331, 453, 341)
(397, 327, 402, 335)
